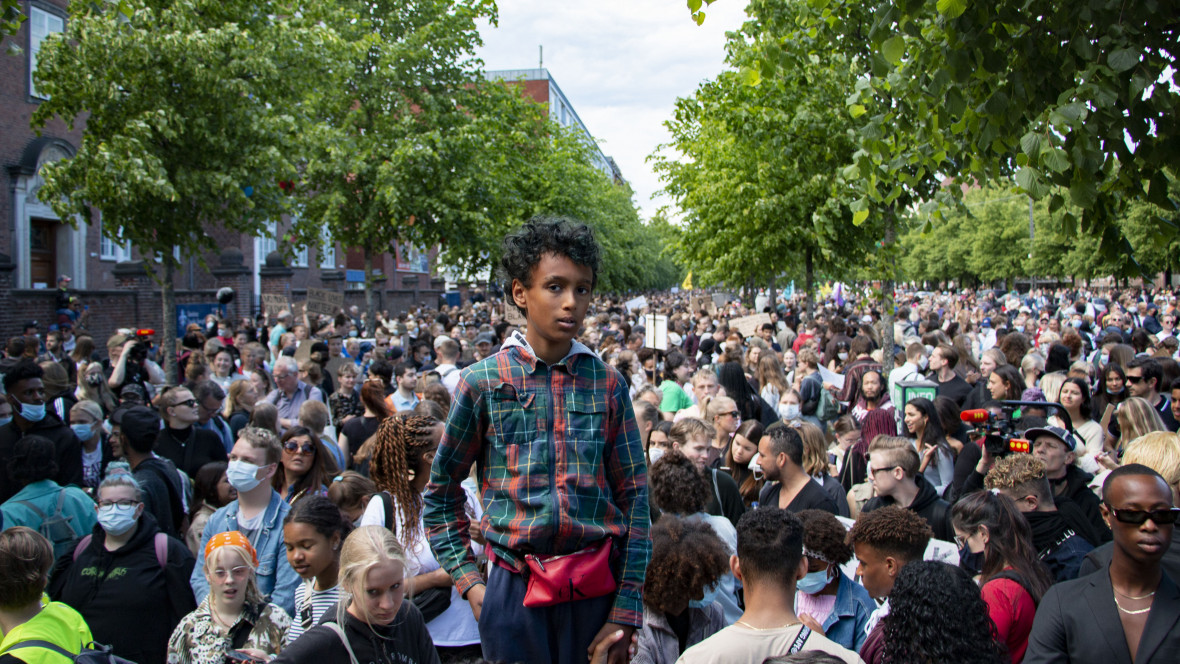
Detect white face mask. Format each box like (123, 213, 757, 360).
(648, 447, 666, 464)
(779, 403, 801, 421)
(837, 352, 849, 361)
(226, 459, 264, 493)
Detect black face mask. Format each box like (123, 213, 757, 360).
(959, 549, 985, 577)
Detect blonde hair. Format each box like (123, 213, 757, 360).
(1039, 371, 1067, 404)
(337, 526, 409, 626)
(1123, 432, 1180, 487)
(1116, 397, 1167, 451)
(866, 435, 920, 477)
(704, 395, 737, 426)
(205, 545, 265, 606)
(796, 422, 829, 476)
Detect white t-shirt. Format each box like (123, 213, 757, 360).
(360, 479, 483, 646)
(677, 623, 865, 664)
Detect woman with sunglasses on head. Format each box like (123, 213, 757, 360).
(704, 395, 740, 469)
(273, 427, 335, 504)
(168, 531, 290, 664)
(952, 491, 1052, 663)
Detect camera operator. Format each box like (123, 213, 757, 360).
(104, 333, 156, 398)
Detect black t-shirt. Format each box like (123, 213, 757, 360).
(936, 374, 973, 406)
(341, 416, 381, 468)
(758, 478, 839, 515)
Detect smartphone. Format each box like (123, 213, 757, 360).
(828, 452, 837, 464)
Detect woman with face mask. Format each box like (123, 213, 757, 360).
(69, 400, 117, 492)
(793, 510, 877, 652)
(48, 473, 198, 664)
(168, 531, 290, 664)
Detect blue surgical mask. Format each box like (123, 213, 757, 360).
(227, 459, 264, 492)
(18, 402, 46, 423)
(796, 567, 833, 595)
(97, 504, 139, 536)
(0, 416, 11, 428)
(688, 580, 721, 609)
(71, 423, 94, 441)
(348, 330, 358, 338)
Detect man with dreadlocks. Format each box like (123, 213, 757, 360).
(358, 414, 484, 658)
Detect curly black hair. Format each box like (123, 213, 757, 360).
(2, 359, 43, 393)
(797, 509, 853, 565)
(736, 507, 804, 587)
(499, 216, 601, 315)
(881, 561, 1009, 664)
(642, 515, 729, 615)
(284, 494, 352, 544)
(649, 451, 711, 515)
(845, 505, 932, 563)
(6, 435, 58, 487)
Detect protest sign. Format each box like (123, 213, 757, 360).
(644, 315, 668, 351)
(306, 288, 343, 316)
(729, 313, 772, 338)
(261, 294, 288, 317)
(625, 295, 648, 312)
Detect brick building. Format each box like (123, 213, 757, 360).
(1, 0, 445, 345)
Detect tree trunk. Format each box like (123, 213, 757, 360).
(804, 248, 815, 319)
(161, 257, 178, 385)
(363, 249, 377, 334)
(881, 210, 897, 355)
(768, 274, 777, 314)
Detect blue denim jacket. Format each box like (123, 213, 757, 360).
(188, 491, 297, 615)
(820, 571, 878, 652)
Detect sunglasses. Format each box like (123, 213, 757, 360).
(172, 399, 198, 408)
(724, 411, 741, 418)
(1106, 506, 1180, 526)
(1126, 375, 1145, 384)
(283, 441, 316, 455)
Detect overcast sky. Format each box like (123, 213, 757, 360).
(474, 0, 751, 222)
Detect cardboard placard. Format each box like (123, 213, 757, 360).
(306, 288, 343, 316)
(624, 295, 647, 312)
(291, 301, 306, 318)
(729, 313, 772, 338)
(503, 302, 526, 326)
(712, 292, 732, 307)
(262, 294, 288, 317)
(644, 314, 668, 351)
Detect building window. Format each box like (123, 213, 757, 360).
(292, 245, 308, 268)
(98, 215, 131, 262)
(319, 228, 335, 269)
(259, 222, 278, 260)
(29, 6, 65, 100)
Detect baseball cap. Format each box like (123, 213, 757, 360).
(59, 274, 71, 282)
(1022, 425, 1079, 452)
(112, 405, 162, 449)
(475, 332, 497, 346)
(981, 317, 992, 328)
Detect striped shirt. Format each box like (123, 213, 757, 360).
(424, 331, 651, 628)
(287, 582, 339, 645)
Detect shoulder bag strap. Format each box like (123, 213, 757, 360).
(15, 499, 48, 520)
(3, 640, 75, 660)
(322, 622, 360, 664)
(787, 626, 812, 654)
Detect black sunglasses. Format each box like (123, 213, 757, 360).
(1106, 505, 1180, 526)
(172, 399, 198, 408)
(283, 441, 316, 455)
(1126, 375, 1145, 384)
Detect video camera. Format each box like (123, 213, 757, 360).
(127, 328, 155, 363)
(959, 400, 1074, 459)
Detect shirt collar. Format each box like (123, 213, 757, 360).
(502, 329, 593, 372)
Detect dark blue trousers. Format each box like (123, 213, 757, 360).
(479, 564, 614, 664)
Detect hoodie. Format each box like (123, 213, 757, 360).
(861, 474, 954, 542)
(48, 512, 196, 664)
(1049, 464, 1110, 542)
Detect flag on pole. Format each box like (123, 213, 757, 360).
(682, 271, 693, 290)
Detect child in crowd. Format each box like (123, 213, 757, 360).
(283, 495, 348, 644)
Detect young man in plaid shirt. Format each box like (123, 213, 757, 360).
(424, 217, 650, 664)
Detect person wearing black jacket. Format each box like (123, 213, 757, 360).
(0, 360, 82, 503)
(984, 454, 1097, 582)
(49, 474, 196, 664)
(116, 405, 189, 539)
(756, 426, 839, 515)
(156, 385, 228, 478)
(860, 437, 954, 542)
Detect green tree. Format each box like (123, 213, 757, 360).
(33, 0, 334, 381)
(652, 28, 869, 315)
(725, 0, 1179, 275)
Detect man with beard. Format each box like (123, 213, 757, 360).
(851, 370, 894, 423)
(929, 344, 972, 407)
(756, 425, 838, 515)
(838, 336, 882, 406)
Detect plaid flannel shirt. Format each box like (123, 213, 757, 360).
(424, 332, 651, 628)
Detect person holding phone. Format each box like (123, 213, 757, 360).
(168, 531, 290, 664)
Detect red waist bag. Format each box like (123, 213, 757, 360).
(522, 538, 616, 607)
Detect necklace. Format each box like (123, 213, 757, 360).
(736, 620, 802, 631)
(210, 604, 241, 629)
(1113, 594, 1153, 615)
(1114, 587, 1156, 600)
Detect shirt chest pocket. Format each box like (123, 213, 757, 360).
(487, 386, 548, 478)
(566, 391, 608, 468)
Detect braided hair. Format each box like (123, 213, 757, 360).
(369, 414, 439, 549)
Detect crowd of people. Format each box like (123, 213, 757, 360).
(1, 217, 1179, 664)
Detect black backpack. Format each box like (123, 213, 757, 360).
(4, 640, 137, 664)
